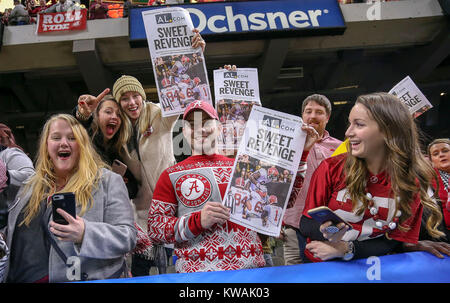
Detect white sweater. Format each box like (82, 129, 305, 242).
(123, 102, 178, 232)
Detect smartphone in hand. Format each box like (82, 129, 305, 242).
(111, 159, 127, 177)
(307, 206, 352, 231)
(52, 192, 76, 225)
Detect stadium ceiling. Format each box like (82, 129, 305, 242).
(0, 1, 449, 157)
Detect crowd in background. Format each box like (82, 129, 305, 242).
(0, 0, 406, 26)
(1, 81, 449, 282)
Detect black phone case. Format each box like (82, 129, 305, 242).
(52, 192, 76, 225)
(308, 208, 353, 230)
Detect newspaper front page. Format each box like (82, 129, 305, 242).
(214, 68, 262, 153)
(142, 7, 212, 117)
(389, 76, 433, 118)
(223, 106, 306, 236)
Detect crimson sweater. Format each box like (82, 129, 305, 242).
(301, 153, 423, 262)
(148, 154, 265, 273)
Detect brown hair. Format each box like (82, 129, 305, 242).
(90, 95, 131, 158)
(301, 94, 332, 116)
(0, 123, 23, 151)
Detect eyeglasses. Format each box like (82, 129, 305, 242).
(184, 118, 216, 130)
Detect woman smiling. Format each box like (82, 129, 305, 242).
(300, 92, 444, 262)
(2, 114, 136, 282)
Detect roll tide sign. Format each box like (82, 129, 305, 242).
(129, 0, 346, 46)
(36, 9, 87, 34)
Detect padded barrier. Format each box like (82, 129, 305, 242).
(84, 251, 450, 283)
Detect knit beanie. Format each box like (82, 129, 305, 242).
(112, 75, 146, 102)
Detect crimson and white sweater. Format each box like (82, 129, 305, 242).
(148, 154, 266, 273)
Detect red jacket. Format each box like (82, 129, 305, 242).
(89, 1, 108, 20)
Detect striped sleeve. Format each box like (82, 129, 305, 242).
(287, 151, 309, 209)
(148, 170, 202, 244)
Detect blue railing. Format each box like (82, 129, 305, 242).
(84, 252, 450, 283)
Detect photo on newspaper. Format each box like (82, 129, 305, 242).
(224, 154, 293, 234)
(223, 106, 306, 236)
(389, 76, 433, 119)
(214, 68, 262, 153)
(216, 99, 260, 152)
(142, 7, 212, 117)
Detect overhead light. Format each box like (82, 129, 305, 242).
(333, 101, 348, 105)
(335, 85, 359, 90)
(441, 92, 446, 96)
(144, 87, 158, 94)
(278, 67, 303, 79)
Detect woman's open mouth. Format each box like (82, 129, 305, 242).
(349, 140, 361, 150)
(58, 150, 71, 160)
(128, 106, 138, 114)
(106, 123, 117, 136)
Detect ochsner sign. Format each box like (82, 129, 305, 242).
(187, 2, 344, 34)
(129, 0, 345, 44)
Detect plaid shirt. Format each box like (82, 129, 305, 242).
(0, 159, 7, 192)
(439, 170, 450, 193)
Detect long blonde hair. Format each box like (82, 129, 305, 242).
(135, 101, 155, 141)
(344, 93, 444, 239)
(21, 114, 108, 226)
(120, 99, 159, 156)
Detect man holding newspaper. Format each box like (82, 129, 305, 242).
(147, 95, 320, 272)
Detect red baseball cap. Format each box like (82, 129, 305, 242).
(183, 100, 219, 121)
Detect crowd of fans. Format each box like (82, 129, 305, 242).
(0, 0, 406, 25)
(1, 72, 448, 282)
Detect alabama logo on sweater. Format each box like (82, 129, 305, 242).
(169, 165, 225, 216)
(175, 173, 212, 208)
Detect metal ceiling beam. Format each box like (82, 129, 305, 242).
(0, 74, 38, 112)
(26, 80, 51, 110)
(368, 21, 450, 92)
(322, 50, 364, 91)
(73, 39, 113, 96)
(10, 82, 38, 112)
(258, 38, 291, 102)
(56, 80, 78, 110)
(412, 22, 450, 80)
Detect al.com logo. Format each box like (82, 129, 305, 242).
(224, 71, 237, 79)
(155, 13, 186, 24)
(223, 71, 248, 79)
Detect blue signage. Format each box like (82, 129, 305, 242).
(129, 0, 346, 46)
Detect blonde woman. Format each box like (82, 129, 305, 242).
(2, 114, 136, 282)
(299, 92, 444, 262)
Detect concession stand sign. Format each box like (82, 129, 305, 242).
(128, 0, 346, 47)
(36, 9, 87, 34)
